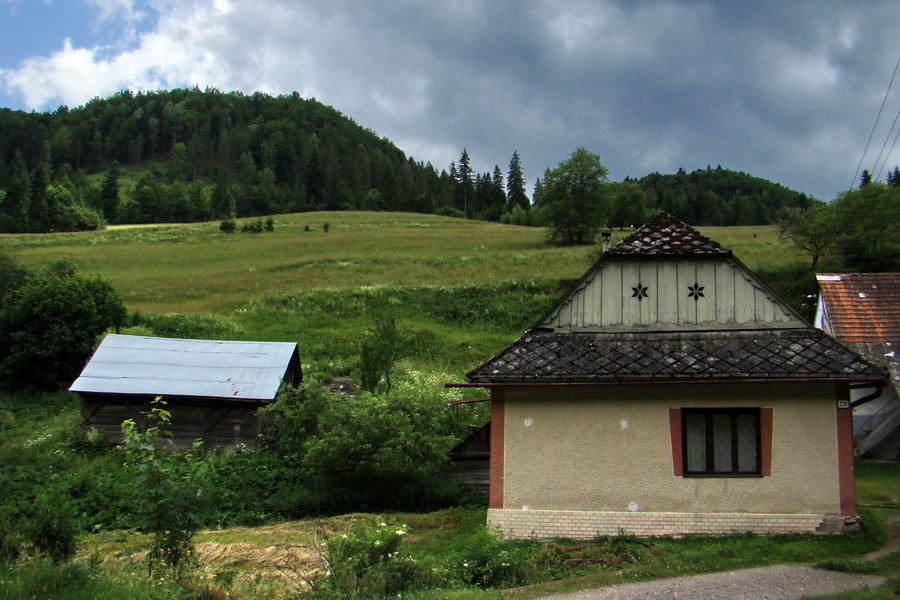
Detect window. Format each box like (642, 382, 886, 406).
(682, 408, 760, 476)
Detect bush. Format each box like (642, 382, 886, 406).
(129, 312, 244, 340)
(21, 495, 78, 563)
(0, 259, 126, 390)
(56, 204, 105, 232)
(322, 519, 437, 598)
(241, 218, 264, 233)
(122, 399, 207, 580)
(450, 526, 530, 588)
(219, 218, 236, 233)
(435, 206, 466, 219)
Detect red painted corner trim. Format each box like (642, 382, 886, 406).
(668, 409, 683, 476)
(835, 383, 856, 515)
(489, 388, 505, 509)
(760, 408, 773, 477)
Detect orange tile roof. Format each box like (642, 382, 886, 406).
(817, 273, 900, 343)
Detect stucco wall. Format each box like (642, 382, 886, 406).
(501, 383, 841, 515)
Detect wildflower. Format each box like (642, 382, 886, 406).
(395, 529, 406, 536)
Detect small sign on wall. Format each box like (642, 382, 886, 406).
(837, 399, 850, 409)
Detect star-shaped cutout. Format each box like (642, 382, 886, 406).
(631, 283, 649, 301)
(688, 282, 705, 301)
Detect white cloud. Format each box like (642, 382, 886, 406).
(1, 0, 899, 200)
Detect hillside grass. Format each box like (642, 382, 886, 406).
(0, 212, 805, 315)
(0, 214, 894, 599)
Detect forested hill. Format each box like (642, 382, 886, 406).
(0, 87, 813, 233)
(634, 167, 814, 227)
(0, 88, 454, 230)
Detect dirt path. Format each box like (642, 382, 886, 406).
(538, 521, 899, 600)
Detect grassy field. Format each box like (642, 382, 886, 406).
(0, 212, 805, 315)
(16, 462, 888, 600)
(4, 212, 880, 600)
(0, 212, 810, 378)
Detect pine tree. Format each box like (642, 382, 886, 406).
(457, 149, 473, 218)
(506, 151, 528, 210)
(860, 169, 872, 188)
(100, 162, 121, 223)
(28, 141, 53, 232)
(2, 150, 30, 233)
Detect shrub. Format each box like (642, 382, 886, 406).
(435, 206, 466, 219)
(21, 495, 78, 563)
(322, 519, 436, 598)
(0, 517, 21, 563)
(0, 259, 126, 390)
(450, 526, 530, 588)
(56, 204, 105, 232)
(240, 219, 264, 233)
(219, 218, 236, 233)
(129, 312, 244, 340)
(122, 399, 207, 580)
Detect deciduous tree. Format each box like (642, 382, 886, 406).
(536, 148, 611, 245)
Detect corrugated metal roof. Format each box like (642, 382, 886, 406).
(816, 273, 900, 343)
(70, 334, 299, 401)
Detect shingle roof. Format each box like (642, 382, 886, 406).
(70, 334, 300, 401)
(608, 211, 732, 256)
(817, 273, 900, 343)
(466, 329, 885, 385)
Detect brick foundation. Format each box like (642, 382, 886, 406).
(488, 508, 844, 539)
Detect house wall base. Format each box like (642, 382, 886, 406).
(488, 508, 852, 539)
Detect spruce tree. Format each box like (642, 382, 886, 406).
(860, 169, 872, 188)
(507, 151, 529, 210)
(100, 162, 121, 223)
(457, 149, 473, 218)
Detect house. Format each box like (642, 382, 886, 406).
(70, 334, 301, 449)
(457, 212, 885, 539)
(814, 273, 900, 459)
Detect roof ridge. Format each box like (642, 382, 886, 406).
(608, 210, 732, 256)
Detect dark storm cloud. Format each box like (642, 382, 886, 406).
(3, 0, 899, 200)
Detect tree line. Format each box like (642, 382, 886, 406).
(0, 87, 821, 233)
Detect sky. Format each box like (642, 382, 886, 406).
(2, 0, 900, 202)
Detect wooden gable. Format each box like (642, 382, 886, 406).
(536, 213, 807, 332)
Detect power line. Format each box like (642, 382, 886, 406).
(852, 53, 900, 189)
(873, 102, 900, 181)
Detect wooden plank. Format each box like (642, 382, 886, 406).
(640, 261, 657, 325)
(657, 260, 679, 325)
(677, 261, 696, 324)
(695, 261, 717, 323)
(620, 262, 641, 326)
(601, 263, 622, 326)
(715, 261, 736, 324)
(733, 269, 757, 323)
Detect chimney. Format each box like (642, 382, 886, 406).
(601, 231, 612, 252)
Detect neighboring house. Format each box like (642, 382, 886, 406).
(457, 212, 885, 539)
(70, 334, 301, 449)
(814, 273, 900, 459)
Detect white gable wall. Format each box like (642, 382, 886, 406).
(539, 258, 806, 331)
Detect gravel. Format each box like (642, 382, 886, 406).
(538, 565, 887, 600)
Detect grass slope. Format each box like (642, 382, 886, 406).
(0, 212, 804, 314)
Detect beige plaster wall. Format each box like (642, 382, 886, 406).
(502, 383, 841, 515)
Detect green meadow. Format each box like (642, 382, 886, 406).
(3, 213, 899, 599)
(0, 211, 808, 378)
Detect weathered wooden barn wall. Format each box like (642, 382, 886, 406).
(81, 393, 269, 449)
(446, 422, 490, 494)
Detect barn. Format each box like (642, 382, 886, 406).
(457, 212, 886, 539)
(70, 334, 301, 449)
